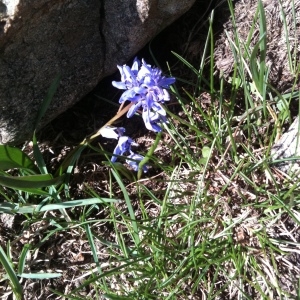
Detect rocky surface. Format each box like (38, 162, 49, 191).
(0, 0, 195, 144)
(271, 117, 300, 175)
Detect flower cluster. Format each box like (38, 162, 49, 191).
(101, 126, 148, 173)
(102, 58, 175, 173)
(112, 57, 175, 132)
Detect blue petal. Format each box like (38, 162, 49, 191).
(117, 65, 126, 82)
(112, 81, 127, 90)
(131, 57, 140, 74)
(159, 114, 168, 124)
(119, 87, 148, 103)
(138, 63, 151, 79)
(126, 152, 148, 172)
(123, 65, 136, 81)
(142, 109, 162, 132)
(161, 89, 170, 101)
(144, 92, 154, 110)
(127, 101, 143, 118)
(118, 136, 133, 152)
(141, 59, 153, 72)
(111, 146, 121, 162)
(149, 111, 167, 124)
(143, 75, 155, 87)
(158, 77, 176, 87)
(101, 126, 125, 139)
(132, 86, 147, 95)
(111, 136, 133, 162)
(116, 127, 126, 136)
(119, 89, 138, 103)
(152, 102, 166, 116)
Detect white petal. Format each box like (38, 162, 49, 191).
(100, 126, 119, 139)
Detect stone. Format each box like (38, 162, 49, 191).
(271, 117, 300, 176)
(0, 0, 195, 145)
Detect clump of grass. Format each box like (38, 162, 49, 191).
(0, 0, 299, 299)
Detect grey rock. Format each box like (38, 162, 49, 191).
(0, 0, 195, 144)
(0, 212, 14, 229)
(271, 117, 300, 175)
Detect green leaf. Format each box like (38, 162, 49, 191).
(250, 33, 266, 93)
(37, 197, 119, 211)
(202, 146, 211, 158)
(0, 198, 120, 214)
(0, 202, 17, 214)
(103, 294, 133, 300)
(55, 144, 86, 177)
(85, 224, 101, 274)
(111, 169, 140, 245)
(0, 174, 65, 190)
(32, 132, 48, 175)
(104, 161, 134, 181)
(198, 157, 208, 165)
(35, 75, 60, 129)
(249, 1, 267, 98)
(0, 145, 37, 172)
(138, 131, 162, 180)
(258, 0, 267, 61)
(18, 244, 30, 275)
(0, 246, 22, 299)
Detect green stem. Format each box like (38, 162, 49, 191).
(58, 102, 134, 175)
(137, 131, 162, 180)
(84, 102, 134, 143)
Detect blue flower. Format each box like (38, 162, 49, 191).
(112, 57, 140, 90)
(118, 87, 147, 105)
(112, 58, 175, 132)
(139, 59, 176, 89)
(142, 109, 168, 132)
(111, 136, 137, 162)
(138, 59, 175, 107)
(126, 152, 148, 173)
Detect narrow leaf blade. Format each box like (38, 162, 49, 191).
(0, 246, 22, 299)
(0, 174, 65, 189)
(35, 75, 60, 129)
(0, 145, 37, 172)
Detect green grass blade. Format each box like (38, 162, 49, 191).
(38, 198, 119, 211)
(111, 169, 140, 246)
(35, 75, 60, 129)
(32, 131, 48, 175)
(278, 0, 296, 73)
(17, 244, 30, 275)
(0, 245, 22, 299)
(18, 273, 61, 279)
(55, 144, 86, 177)
(249, 32, 267, 96)
(0, 173, 65, 190)
(258, 0, 267, 64)
(0, 198, 119, 214)
(84, 224, 102, 274)
(137, 131, 162, 179)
